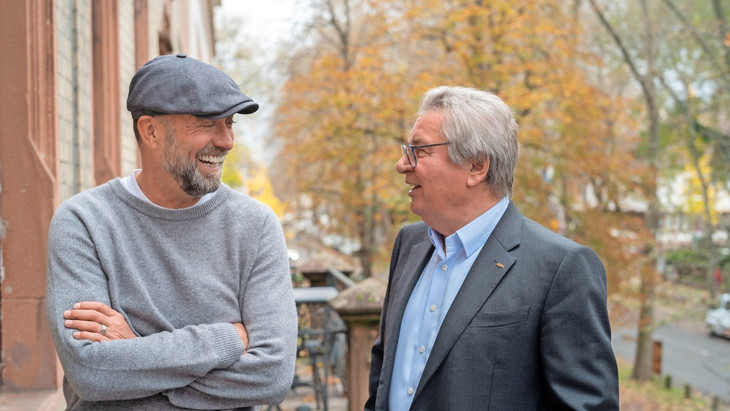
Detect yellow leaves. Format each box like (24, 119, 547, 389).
(244, 164, 288, 218)
(276, 48, 409, 205)
(269, 0, 652, 276)
(682, 156, 719, 224)
(222, 145, 287, 218)
(221, 147, 245, 188)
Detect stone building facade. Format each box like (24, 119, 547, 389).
(0, 0, 220, 397)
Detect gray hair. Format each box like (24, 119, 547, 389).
(418, 86, 519, 198)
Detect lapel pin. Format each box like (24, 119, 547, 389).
(496, 262, 504, 268)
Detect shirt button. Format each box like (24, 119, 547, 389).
(430, 305, 436, 312)
(408, 387, 414, 395)
(419, 346, 425, 353)
(441, 264, 448, 271)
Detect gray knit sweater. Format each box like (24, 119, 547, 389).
(46, 178, 298, 410)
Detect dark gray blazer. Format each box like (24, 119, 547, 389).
(366, 201, 619, 410)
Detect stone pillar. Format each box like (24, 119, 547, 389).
(0, 0, 61, 390)
(329, 277, 386, 411)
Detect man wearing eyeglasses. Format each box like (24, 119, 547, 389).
(366, 86, 618, 410)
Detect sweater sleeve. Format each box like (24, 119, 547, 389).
(163, 209, 298, 409)
(46, 204, 247, 402)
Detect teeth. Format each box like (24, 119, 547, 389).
(199, 155, 225, 164)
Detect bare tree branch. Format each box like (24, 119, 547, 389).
(660, 0, 730, 84)
(586, 0, 654, 108)
(325, 0, 351, 65)
(712, 0, 730, 72)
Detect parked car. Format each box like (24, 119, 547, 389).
(706, 293, 730, 338)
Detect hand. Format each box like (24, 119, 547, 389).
(232, 322, 249, 354)
(64, 301, 137, 342)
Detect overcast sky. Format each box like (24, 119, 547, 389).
(219, 0, 297, 43)
(217, 0, 301, 164)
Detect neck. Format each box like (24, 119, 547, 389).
(135, 169, 201, 209)
(430, 192, 502, 237)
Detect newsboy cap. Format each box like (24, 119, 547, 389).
(127, 53, 258, 119)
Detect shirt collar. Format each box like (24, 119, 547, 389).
(428, 197, 510, 258)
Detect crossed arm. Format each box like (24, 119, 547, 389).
(63, 301, 249, 349)
(45, 205, 298, 408)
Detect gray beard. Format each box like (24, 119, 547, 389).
(162, 127, 221, 197)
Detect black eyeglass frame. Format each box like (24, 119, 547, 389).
(401, 142, 450, 168)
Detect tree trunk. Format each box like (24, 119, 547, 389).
(631, 0, 661, 381)
(587, 0, 660, 381)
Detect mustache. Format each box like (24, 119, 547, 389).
(197, 146, 229, 158)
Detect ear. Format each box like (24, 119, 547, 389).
(136, 115, 163, 149)
(466, 158, 489, 188)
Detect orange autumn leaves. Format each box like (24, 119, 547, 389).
(273, 0, 646, 280)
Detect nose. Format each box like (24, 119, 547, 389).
(396, 154, 412, 174)
(212, 120, 234, 151)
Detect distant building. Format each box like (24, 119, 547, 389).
(0, 0, 220, 395)
(657, 172, 730, 250)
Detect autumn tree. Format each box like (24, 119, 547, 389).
(586, 0, 730, 380)
(393, 0, 648, 294)
(654, 0, 730, 297)
(221, 145, 287, 218)
(272, 0, 647, 287)
(586, 0, 667, 382)
(272, 0, 418, 277)
(215, 12, 287, 217)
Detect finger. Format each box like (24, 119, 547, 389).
(73, 301, 117, 316)
(64, 309, 106, 324)
(64, 319, 105, 333)
(72, 330, 106, 342)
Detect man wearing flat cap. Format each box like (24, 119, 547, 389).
(45, 54, 297, 410)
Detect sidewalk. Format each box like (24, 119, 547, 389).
(277, 383, 347, 411)
(276, 359, 347, 411)
(0, 385, 347, 411)
(0, 388, 64, 411)
(0, 362, 347, 411)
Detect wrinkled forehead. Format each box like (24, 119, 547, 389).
(409, 111, 446, 144)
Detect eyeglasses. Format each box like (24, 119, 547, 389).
(401, 142, 450, 168)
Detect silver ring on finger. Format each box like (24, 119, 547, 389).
(99, 323, 107, 336)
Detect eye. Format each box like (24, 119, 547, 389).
(414, 147, 429, 157)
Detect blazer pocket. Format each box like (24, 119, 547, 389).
(468, 305, 531, 328)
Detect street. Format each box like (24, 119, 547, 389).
(612, 323, 730, 402)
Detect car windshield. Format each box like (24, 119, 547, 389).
(719, 294, 730, 310)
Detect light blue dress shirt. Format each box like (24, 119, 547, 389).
(388, 197, 509, 411)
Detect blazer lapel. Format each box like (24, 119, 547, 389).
(378, 234, 434, 407)
(414, 202, 523, 398)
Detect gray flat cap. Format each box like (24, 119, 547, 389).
(127, 53, 258, 119)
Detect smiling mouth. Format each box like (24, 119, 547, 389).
(409, 185, 422, 194)
(198, 154, 225, 169)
